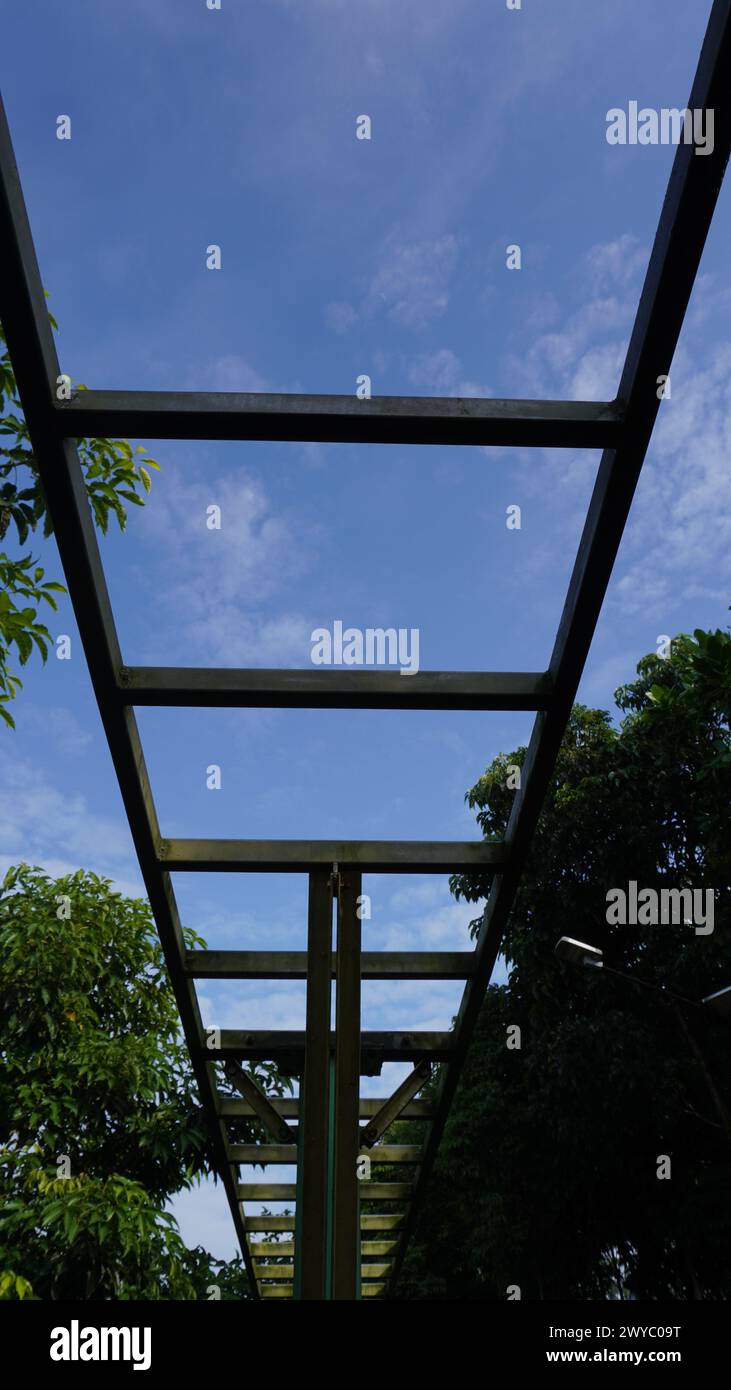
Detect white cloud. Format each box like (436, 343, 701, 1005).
(324, 301, 358, 335)
(198, 982, 307, 1032)
(506, 236, 731, 615)
(367, 234, 459, 329)
(136, 469, 314, 665)
(583, 233, 648, 297)
(612, 344, 731, 613)
(18, 704, 93, 758)
(0, 750, 141, 893)
(188, 355, 270, 394)
(407, 347, 492, 398)
(378, 900, 478, 953)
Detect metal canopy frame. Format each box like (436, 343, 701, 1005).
(0, 0, 728, 1301)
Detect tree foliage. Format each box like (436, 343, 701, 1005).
(0, 314, 159, 726)
(398, 624, 731, 1300)
(0, 865, 281, 1299)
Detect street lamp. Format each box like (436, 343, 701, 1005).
(555, 937, 731, 1014)
(555, 936, 604, 969)
(554, 936, 731, 1149)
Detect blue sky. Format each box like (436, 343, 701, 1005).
(2, 0, 730, 1259)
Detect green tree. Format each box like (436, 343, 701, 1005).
(0, 865, 282, 1298)
(0, 314, 158, 727)
(398, 624, 731, 1300)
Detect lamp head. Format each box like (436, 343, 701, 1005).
(702, 984, 731, 1018)
(555, 936, 604, 969)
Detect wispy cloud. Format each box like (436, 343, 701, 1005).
(504, 236, 731, 616)
(366, 233, 459, 329)
(186, 354, 271, 394)
(614, 343, 731, 614)
(407, 346, 492, 397)
(0, 750, 141, 894)
(135, 467, 314, 665)
(18, 704, 94, 759)
(328, 234, 461, 336)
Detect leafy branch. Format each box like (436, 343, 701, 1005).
(0, 311, 160, 725)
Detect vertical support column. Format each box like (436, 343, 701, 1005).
(295, 869, 333, 1299)
(332, 868, 362, 1299)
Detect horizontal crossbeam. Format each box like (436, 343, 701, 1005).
(238, 1184, 297, 1201)
(244, 1216, 296, 1233)
(214, 1031, 452, 1062)
(53, 389, 623, 448)
(161, 838, 506, 873)
(219, 1096, 435, 1120)
(256, 1260, 392, 1281)
(238, 1182, 411, 1201)
(118, 665, 553, 712)
(360, 1215, 405, 1231)
(191, 950, 474, 980)
(230, 1144, 422, 1163)
(357, 1184, 412, 1200)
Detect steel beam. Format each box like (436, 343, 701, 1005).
(214, 1030, 452, 1062)
(231, 1143, 421, 1163)
(118, 665, 552, 712)
(297, 870, 334, 1300)
(237, 1184, 297, 1201)
(219, 1096, 435, 1120)
(360, 1215, 405, 1231)
(161, 838, 506, 873)
(331, 870, 362, 1299)
(222, 1061, 295, 1145)
(360, 1062, 432, 1148)
(357, 1184, 411, 1200)
(52, 388, 623, 449)
(244, 1216, 296, 1233)
(189, 950, 474, 980)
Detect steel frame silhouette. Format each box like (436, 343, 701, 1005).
(1, 0, 728, 1299)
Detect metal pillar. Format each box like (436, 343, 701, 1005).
(332, 869, 362, 1299)
(295, 870, 334, 1299)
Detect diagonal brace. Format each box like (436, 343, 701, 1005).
(223, 1060, 295, 1146)
(360, 1061, 432, 1148)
